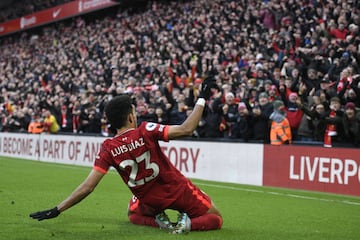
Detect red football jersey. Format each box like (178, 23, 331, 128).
(94, 122, 189, 209)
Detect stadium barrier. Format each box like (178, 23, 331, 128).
(0, 0, 120, 37)
(0, 132, 359, 197)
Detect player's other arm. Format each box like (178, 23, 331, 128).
(30, 169, 104, 221)
(57, 169, 104, 212)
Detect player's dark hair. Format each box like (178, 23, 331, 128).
(105, 95, 133, 129)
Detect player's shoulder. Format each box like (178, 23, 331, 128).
(101, 138, 112, 149)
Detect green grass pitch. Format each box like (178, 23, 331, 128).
(1, 156, 359, 240)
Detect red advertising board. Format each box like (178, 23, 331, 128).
(263, 145, 360, 197)
(0, 0, 119, 37)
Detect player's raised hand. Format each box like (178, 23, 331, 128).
(29, 207, 60, 221)
(199, 76, 219, 100)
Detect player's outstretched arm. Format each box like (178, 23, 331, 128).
(30, 169, 104, 221)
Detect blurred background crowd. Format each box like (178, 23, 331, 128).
(0, 0, 359, 147)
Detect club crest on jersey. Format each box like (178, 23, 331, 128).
(145, 122, 157, 131)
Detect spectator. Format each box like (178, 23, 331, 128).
(200, 89, 223, 138)
(329, 22, 349, 40)
(311, 103, 328, 142)
(28, 114, 44, 134)
(154, 106, 168, 124)
(2, 108, 29, 132)
(302, 67, 322, 93)
(315, 77, 336, 102)
(142, 104, 158, 123)
(297, 96, 316, 142)
(338, 75, 360, 108)
(59, 106, 73, 133)
(220, 92, 238, 138)
(269, 100, 292, 145)
(342, 102, 360, 147)
(249, 92, 273, 143)
(81, 106, 102, 134)
(167, 91, 188, 125)
(231, 102, 251, 141)
(282, 92, 304, 141)
(324, 97, 345, 147)
(42, 110, 60, 134)
(267, 85, 281, 103)
(71, 100, 82, 134)
(259, 4, 277, 30)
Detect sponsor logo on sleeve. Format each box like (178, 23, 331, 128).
(145, 123, 157, 131)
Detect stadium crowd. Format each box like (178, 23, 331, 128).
(0, 0, 359, 147)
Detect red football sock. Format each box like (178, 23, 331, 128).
(190, 213, 223, 231)
(128, 214, 158, 228)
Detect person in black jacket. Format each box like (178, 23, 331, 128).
(249, 92, 273, 143)
(199, 88, 223, 138)
(231, 102, 252, 141)
(342, 102, 360, 147)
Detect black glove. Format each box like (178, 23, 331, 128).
(199, 76, 218, 100)
(29, 207, 60, 221)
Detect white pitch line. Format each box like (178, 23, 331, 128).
(194, 182, 360, 206)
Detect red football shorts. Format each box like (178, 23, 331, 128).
(127, 181, 211, 218)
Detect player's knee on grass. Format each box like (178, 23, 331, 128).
(191, 213, 223, 231)
(215, 215, 223, 229)
(128, 212, 138, 224)
(207, 214, 223, 230)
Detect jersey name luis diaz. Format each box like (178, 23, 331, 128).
(110, 137, 145, 157)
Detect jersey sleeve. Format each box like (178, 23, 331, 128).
(93, 140, 113, 174)
(141, 122, 170, 142)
